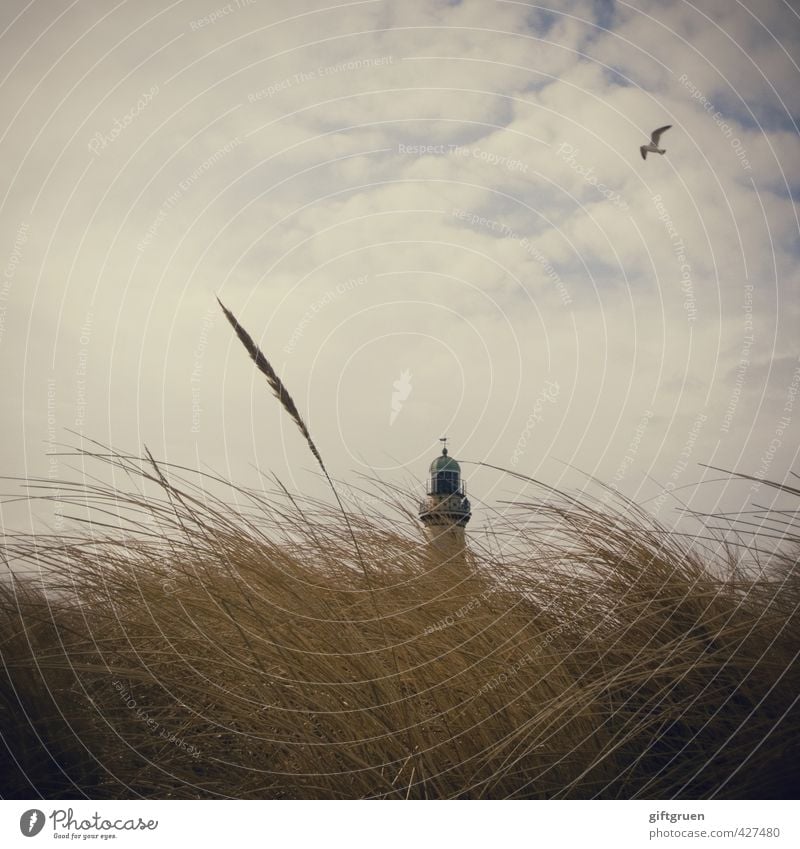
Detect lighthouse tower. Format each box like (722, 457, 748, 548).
(419, 438, 471, 546)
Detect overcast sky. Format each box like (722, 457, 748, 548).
(1, 0, 798, 538)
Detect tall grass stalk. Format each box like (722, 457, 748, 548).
(216, 299, 374, 584)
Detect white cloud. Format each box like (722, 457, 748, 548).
(1, 0, 798, 536)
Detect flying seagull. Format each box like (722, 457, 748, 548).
(640, 125, 671, 160)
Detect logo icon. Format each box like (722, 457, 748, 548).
(20, 809, 45, 837)
(390, 369, 412, 425)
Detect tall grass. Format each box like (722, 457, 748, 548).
(1, 449, 798, 799)
(1, 304, 797, 799)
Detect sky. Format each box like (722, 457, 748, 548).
(0, 0, 798, 539)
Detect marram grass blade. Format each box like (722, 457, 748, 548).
(217, 297, 326, 475)
(217, 297, 372, 584)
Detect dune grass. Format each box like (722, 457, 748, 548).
(2, 305, 797, 799)
(0, 447, 798, 800)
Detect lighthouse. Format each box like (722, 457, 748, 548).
(419, 438, 471, 545)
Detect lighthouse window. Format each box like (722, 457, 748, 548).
(436, 471, 458, 494)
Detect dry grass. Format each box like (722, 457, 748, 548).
(1, 449, 798, 800)
(1, 305, 797, 798)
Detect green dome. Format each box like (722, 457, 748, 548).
(430, 450, 461, 475)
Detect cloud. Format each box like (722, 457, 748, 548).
(1, 0, 798, 535)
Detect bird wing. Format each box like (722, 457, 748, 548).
(640, 146, 648, 160)
(651, 125, 671, 145)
